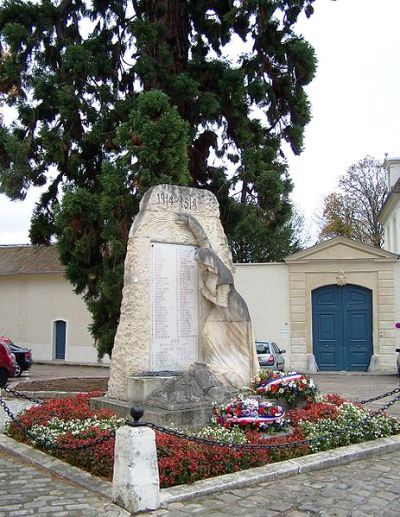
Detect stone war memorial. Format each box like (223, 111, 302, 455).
(95, 184, 258, 428)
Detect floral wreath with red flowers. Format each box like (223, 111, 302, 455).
(213, 396, 287, 432)
(251, 371, 319, 407)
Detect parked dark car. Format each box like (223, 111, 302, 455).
(0, 338, 17, 386)
(0, 337, 33, 377)
(255, 341, 286, 371)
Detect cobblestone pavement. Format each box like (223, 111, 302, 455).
(0, 449, 128, 516)
(0, 398, 33, 432)
(149, 449, 400, 517)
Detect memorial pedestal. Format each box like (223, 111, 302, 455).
(127, 374, 173, 404)
(90, 394, 216, 431)
(91, 363, 234, 431)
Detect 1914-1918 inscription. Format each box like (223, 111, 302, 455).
(150, 242, 198, 371)
(156, 191, 198, 210)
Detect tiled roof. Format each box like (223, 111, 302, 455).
(0, 245, 64, 275)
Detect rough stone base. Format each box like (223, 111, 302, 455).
(127, 375, 173, 404)
(367, 353, 397, 373)
(90, 396, 215, 431)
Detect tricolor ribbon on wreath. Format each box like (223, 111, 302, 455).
(223, 412, 285, 427)
(256, 373, 304, 394)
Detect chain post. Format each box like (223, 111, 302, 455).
(127, 405, 146, 427)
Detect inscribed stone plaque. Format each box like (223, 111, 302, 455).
(150, 242, 198, 370)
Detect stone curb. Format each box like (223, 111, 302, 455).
(31, 361, 110, 368)
(1, 426, 400, 511)
(2, 390, 86, 399)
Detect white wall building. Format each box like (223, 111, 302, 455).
(0, 245, 100, 364)
(236, 238, 400, 373)
(380, 156, 400, 254)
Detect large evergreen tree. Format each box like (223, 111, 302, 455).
(0, 0, 318, 357)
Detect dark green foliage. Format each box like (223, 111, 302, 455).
(55, 92, 188, 357)
(0, 0, 319, 357)
(118, 90, 191, 192)
(228, 203, 303, 263)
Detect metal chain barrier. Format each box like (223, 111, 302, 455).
(144, 421, 308, 449)
(2, 385, 43, 405)
(1, 384, 399, 453)
(369, 391, 400, 415)
(128, 388, 400, 451)
(139, 410, 394, 450)
(359, 386, 400, 406)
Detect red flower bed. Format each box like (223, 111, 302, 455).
(56, 428, 116, 479)
(14, 391, 110, 426)
(8, 391, 113, 442)
(10, 392, 360, 488)
(324, 393, 346, 406)
(156, 433, 272, 487)
(7, 392, 119, 479)
(287, 402, 340, 427)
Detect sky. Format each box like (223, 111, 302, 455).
(1, 0, 400, 245)
(287, 0, 400, 240)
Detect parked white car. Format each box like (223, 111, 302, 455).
(255, 341, 286, 371)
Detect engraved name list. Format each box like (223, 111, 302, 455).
(150, 242, 199, 371)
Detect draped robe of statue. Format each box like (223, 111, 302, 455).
(177, 214, 258, 388)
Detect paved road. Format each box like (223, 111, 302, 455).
(313, 372, 400, 419)
(149, 448, 400, 516)
(0, 449, 128, 517)
(11, 362, 110, 383)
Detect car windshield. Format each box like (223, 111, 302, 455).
(256, 343, 270, 354)
(4, 343, 13, 354)
(0, 337, 14, 347)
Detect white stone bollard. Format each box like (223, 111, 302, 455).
(112, 424, 160, 513)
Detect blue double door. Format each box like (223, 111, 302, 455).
(312, 285, 372, 371)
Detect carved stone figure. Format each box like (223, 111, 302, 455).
(144, 362, 232, 410)
(178, 213, 259, 388)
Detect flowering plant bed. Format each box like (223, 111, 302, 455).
(251, 370, 319, 407)
(212, 396, 288, 433)
(4, 390, 400, 489)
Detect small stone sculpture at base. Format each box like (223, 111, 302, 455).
(144, 362, 233, 410)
